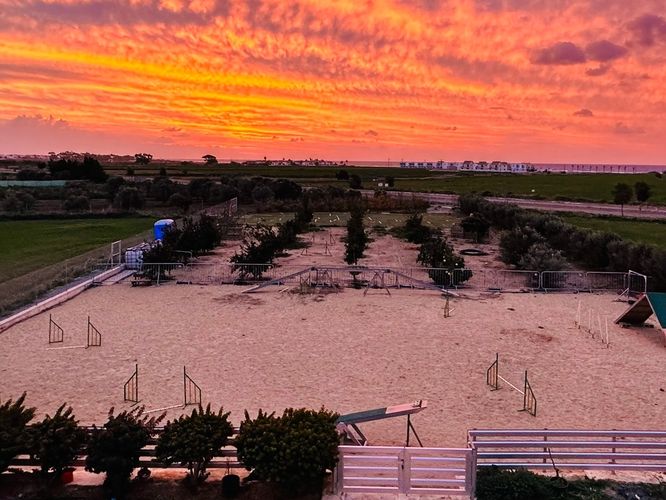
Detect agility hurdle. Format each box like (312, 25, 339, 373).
(124, 364, 139, 403)
(48, 314, 64, 344)
(47, 316, 103, 350)
(575, 303, 610, 347)
(145, 366, 203, 414)
(486, 354, 537, 417)
(87, 316, 102, 347)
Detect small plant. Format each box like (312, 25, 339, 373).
(235, 407, 339, 495)
(28, 404, 87, 486)
(155, 404, 233, 485)
(0, 393, 35, 474)
(85, 407, 163, 498)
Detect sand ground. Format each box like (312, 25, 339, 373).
(1, 281, 664, 447)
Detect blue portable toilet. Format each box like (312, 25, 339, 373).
(154, 219, 175, 241)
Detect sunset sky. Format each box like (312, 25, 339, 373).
(0, 0, 665, 163)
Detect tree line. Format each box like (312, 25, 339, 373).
(459, 194, 666, 289)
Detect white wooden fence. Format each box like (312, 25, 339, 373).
(469, 429, 666, 472)
(335, 445, 476, 496)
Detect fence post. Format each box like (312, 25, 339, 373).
(467, 448, 477, 497)
(400, 448, 411, 494)
(334, 450, 344, 494)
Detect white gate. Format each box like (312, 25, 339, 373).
(335, 445, 476, 496)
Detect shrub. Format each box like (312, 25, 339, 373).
(251, 184, 274, 203)
(86, 407, 163, 498)
(0, 393, 35, 474)
(417, 234, 470, 286)
(168, 192, 192, 212)
(518, 242, 567, 271)
(155, 405, 233, 484)
(114, 187, 145, 211)
(476, 467, 562, 500)
(460, 213, 490, 242)
(235, 408, 339, 494)
(393, 212, 433, 244)
(499, 226, 544, 266)
(63, 195, 90, 211)
(345, 204, 368, 264)
(28, 404, 87, 484)
(349, 174, 362, 189)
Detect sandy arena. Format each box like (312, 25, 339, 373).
(1, 232, 665, 447)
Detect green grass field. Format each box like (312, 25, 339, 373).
(391, 173, 666, 204)
(105, 162, 666, 205)
(560, 214, 666, 248)
(0, 218, 153, 283)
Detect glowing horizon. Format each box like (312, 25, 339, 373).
(0, 1, 664, 163)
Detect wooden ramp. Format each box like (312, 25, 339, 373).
(615, 292, 666, 345)
(615, 294, 653, 325)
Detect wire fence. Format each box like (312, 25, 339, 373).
(136, 263, 633, 294)
(0, 230, 152, 318)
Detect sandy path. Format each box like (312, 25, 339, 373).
(1, 284, 664, 447)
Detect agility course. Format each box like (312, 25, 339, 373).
(1, 225, 664, 447)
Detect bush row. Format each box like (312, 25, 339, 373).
(393, 213, 472, 286)
(459, 194, 666, 288)
(0, 394, 339, 498)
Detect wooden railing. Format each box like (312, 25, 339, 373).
(469, 429, 666, 472)
(335, 445, 476, 496)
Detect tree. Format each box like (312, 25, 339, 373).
(0, 393, 35, 474)
(612, 183, 632, 216)
(235, 408, 339, 495)
(27, 404, 87, 486)
(345, 204, 368, 264)
(335, 169, 349, 180)
(202, 154, 218, 165)
(349, 174, 362, 189)
(155, 405, 233, 484)
(634, 181, 652, 211)
(86, 408, 163, 498)
(134, 153, 153, 165)
(83, 155, 108, 183)
(168, 192, 192, 213)
(114, 187, 145, 211)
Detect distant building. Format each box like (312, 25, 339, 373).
(400, 160, 535, 173)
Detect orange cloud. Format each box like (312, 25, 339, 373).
(0, 0, 664, 163)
